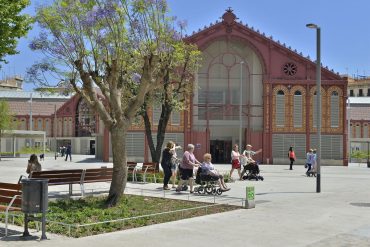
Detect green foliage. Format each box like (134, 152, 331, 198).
(0, 195, 239, 237)
(351, 150, 370, 159)
(0, 100, 14, 131)
(0, 0, 33, 65)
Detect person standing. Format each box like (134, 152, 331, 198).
(161, 141, 174, 190)
(288, 146, 296, 170)
(230, 144, 242, 180)
(170, 144, 182, 188)
(311, 149, 317, 172)
(65, 144, 72, 161)
(176, 144, 201, 193)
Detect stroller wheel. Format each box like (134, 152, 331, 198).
(216, 188, 223, 195)
(205, 186, 213, 194)
(260, 176, 264, 181)
(197, 186, 204, 194)
(211, 187, 217, 195)
(194, 187, 198, 193)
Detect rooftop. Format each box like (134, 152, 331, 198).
(0, 90, 71, 99)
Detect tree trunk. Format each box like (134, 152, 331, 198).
(143, 104, 172, 163)
(105, 126, 127, 207)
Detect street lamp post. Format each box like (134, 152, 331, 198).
(347, 98, 351, 163)
(54, 104, 57, 160)
(239, 61, 244, 151)
(306, 23, 321, 193)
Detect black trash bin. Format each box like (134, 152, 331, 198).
(21, 178, 48, 240)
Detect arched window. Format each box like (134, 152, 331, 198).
(293, 91, 302, 127)
(364, 124, 369, 138)
(330, 91, 339, 127)
(76, 99, 96, 137)
(276, 90, 285, 127)
(355, 124, 361, 138)
(45, 119, 50, 136)
(38, 119, 43, 131)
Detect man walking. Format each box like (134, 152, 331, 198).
(65, 144, 72, 162)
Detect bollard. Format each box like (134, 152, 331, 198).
(244, 186, 255, 209)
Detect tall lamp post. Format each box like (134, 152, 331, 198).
(239, 61, 244, 151)
(347, 98, 351, 163)
(306, 23, 321, 193)
(54, 104, 57, 160)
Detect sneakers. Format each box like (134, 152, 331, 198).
(163, 186, 170, 190)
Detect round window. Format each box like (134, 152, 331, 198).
(283, 62, 297, 76)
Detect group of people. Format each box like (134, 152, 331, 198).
(287, 146, 317, 175)
(230, 144, 262, 180)
(160, 141, 230, 193)
(59, 144, 72, 161)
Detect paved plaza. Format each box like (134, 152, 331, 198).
(1, 155, 370, 246)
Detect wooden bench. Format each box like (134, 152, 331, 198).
(135, 162, 158, 183)
(0, 182, 22, 236)
(30, 169, 84, 196)
(82, 167, 113, 196)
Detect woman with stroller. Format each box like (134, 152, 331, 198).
(230, 144, 242, 180)
(176, 144, 201, 193)
(200, 153, 230, 191)
(161, 141, 175, 190)
(305, 149, 314, 175)
(240, 144, 262, 179)
(288, 146, 296, 170)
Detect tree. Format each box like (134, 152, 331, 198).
(0, 0, 32, 65)
(0, 101, 14, 161)
(28, 0, 194, 206)
(141, 40, 200, 163)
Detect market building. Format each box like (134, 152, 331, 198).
(100, 9, 348, 165)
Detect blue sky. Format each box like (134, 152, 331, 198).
(2, 0, 370, 91)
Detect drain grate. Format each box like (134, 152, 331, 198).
(350, 202, 370, 207)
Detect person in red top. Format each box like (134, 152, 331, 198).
(288, 146, 296, 170)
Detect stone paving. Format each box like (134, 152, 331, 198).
(1, 155, 370, 246)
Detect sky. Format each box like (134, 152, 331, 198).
(2, 0, 370, 91)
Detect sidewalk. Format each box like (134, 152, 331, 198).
(1, 156, 370, 246)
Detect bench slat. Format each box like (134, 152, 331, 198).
(0, 205, 21, 211)
(0, 183, 21, 191)
(0, 189, 22, 197)
(0, 197, 22, 207)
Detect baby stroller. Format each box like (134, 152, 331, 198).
(241, 161, 264, 181)
(193, 167, 224, 195)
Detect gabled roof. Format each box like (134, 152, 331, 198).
(185, 8, 343, 81)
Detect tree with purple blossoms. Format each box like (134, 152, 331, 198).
(139, 19, 201, 163)
(28, 0, 199, 207)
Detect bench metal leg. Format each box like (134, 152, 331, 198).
(69, 184, 73, 196)
(80, 184, 85, 197)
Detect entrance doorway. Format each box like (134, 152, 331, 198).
(210, 140, 232, 164)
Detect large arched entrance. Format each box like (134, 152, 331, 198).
(193, 38, 264, 163)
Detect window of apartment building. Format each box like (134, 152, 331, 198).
(359, 89, 363, 97)
(350, 90, 354, 96)
(367, 88, 370, 96)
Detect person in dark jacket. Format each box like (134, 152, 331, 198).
(65, 144, 72, 162)
(161, 141, 174, 190)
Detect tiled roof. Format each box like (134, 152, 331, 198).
(349, 106, 370, 121)
(7, 101, 65, 116)
(0, 90, 71, 99)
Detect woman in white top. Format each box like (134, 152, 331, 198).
(229, 144, 242, 180)
(169, 144, 182, 188)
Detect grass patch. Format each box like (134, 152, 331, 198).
(1, 195, 240, 237)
